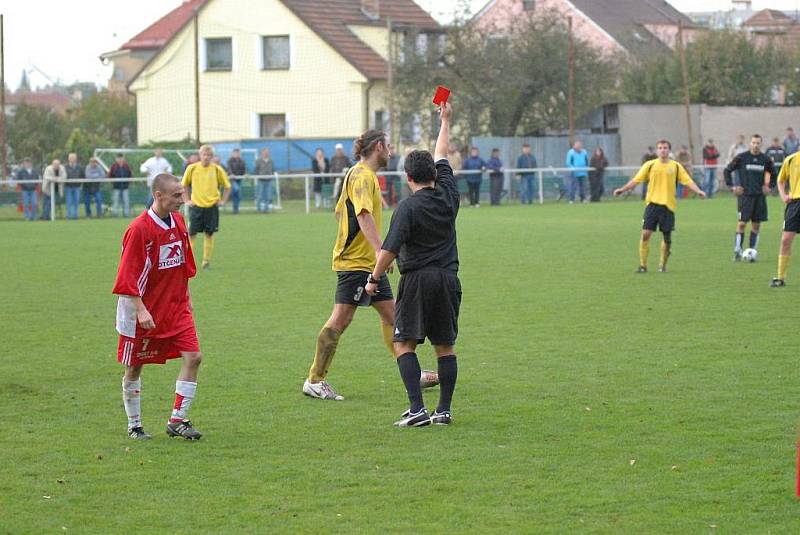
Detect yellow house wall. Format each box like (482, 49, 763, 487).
(347, 25, 389, 61)
(131, 0, 380, 143)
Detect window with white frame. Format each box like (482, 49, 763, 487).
(206, 38, 232, 71)
(259, 114, 286, 137)
(262, 35, 290, 70)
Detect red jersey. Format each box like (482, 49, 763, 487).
(113, 209, 196, 339)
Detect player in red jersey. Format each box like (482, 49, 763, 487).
(112, 173, 203, 440)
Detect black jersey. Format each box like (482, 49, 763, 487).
(382, 159, 460, 274)
(724, 151, 775, 196)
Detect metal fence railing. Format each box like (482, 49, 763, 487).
(0, 164, 737, 221)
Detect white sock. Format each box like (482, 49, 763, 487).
(122, 378, 142, 430)
(170, 381, 197, 422)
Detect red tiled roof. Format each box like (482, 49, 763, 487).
(279, 0, 441, 80)
(743, 8, 795, 29)
(6, 92, 73, 114)
(121, 0, 208, 50)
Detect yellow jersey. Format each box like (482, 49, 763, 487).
(332, 162, 382, 272)
(777, 152, 800, 199)
(182, 162, 231, 208)
(632, 159, 695, 213)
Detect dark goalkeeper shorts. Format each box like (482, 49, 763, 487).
(335, 271, 393, 307)
(394, 268, 462, 346)
(189, 205, 219, 235)
(738, 195, 768, 222)
(784, 199, 800, 233)
(642, 203, 675, 232)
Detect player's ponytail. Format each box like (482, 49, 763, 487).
(354, 129, 386, 160)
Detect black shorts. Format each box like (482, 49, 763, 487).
(189, 205, 219, 235)
(738, 195, 768, 222)
(642, 203, 675, 232)
(335, 271, 393, 307)
(784, 200, 800, 233)
(394, 269, 462, 346)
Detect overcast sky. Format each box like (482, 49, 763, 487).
(3, 0, 799, 91)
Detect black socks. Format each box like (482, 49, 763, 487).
(437, 355, 458, 413)
(397, 353, 424, 413)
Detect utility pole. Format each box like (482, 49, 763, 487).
(386, 17, 395, 144)
(567, 16, 575, 145)
(678, 21, 695, 164)
(0, 14, 6, 181)
(194, 11, 200, 144)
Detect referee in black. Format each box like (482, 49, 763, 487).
(724, 134, 774, 261)
(365, 101, 461, 427)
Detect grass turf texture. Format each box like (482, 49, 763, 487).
(2, 195, 799, 533)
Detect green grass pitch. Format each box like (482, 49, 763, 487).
(2, 196, 799, 533)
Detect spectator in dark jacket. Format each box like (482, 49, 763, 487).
(311, 148, 330, 209)
(108, 153, 132, 217)
(516, 144, 537, 205)
(588, 147, 609, 202)
(64, 153, 83, 219)
(766, 137, 786, 193)
(16, 157, 40, 221)
(227, 148, 248, 214)
(463, 147, 486, 207)
(487, 148, 504, 206)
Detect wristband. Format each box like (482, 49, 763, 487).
(367, 274, 381, 284)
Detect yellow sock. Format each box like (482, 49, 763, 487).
(639, 239, 650, 268)
(203, 234, 215, 264)
(778, 254, 791, 280)
(381, 323, 395, 356)
(308, 326, 341, 382)
(659, 241, 670, 268)
(190, 235, 196, 251)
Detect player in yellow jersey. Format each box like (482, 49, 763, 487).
(300, 130, 396, 401)
(613, 140, 706, 273)
(182, 145, 231, 270)
(770, 151, 800, 287)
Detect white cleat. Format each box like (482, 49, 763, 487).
(302, 379, 344, 401)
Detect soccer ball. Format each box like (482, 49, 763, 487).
(742, 248, 758, 262)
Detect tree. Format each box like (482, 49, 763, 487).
(393, 9, 618, 143)
(6, 103, 70, 166)
(622, 30, 781, 106)
(68, 92, 137, 147)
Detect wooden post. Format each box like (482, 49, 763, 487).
(678, 21, 695, 164)
(194, 12, 200, 144)
(567, 16, 575, 145)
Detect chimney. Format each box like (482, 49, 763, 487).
(361, 0, 380, 20)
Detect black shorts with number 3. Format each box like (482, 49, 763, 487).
(784, 199, 800, 233)
(642, 203, 675, 232)
(738, 195, 768, 223)
(334, 271, 393, 307)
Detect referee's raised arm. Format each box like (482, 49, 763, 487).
(434, 102, 452, 162)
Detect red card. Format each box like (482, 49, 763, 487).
(432, 85, 451, 106)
